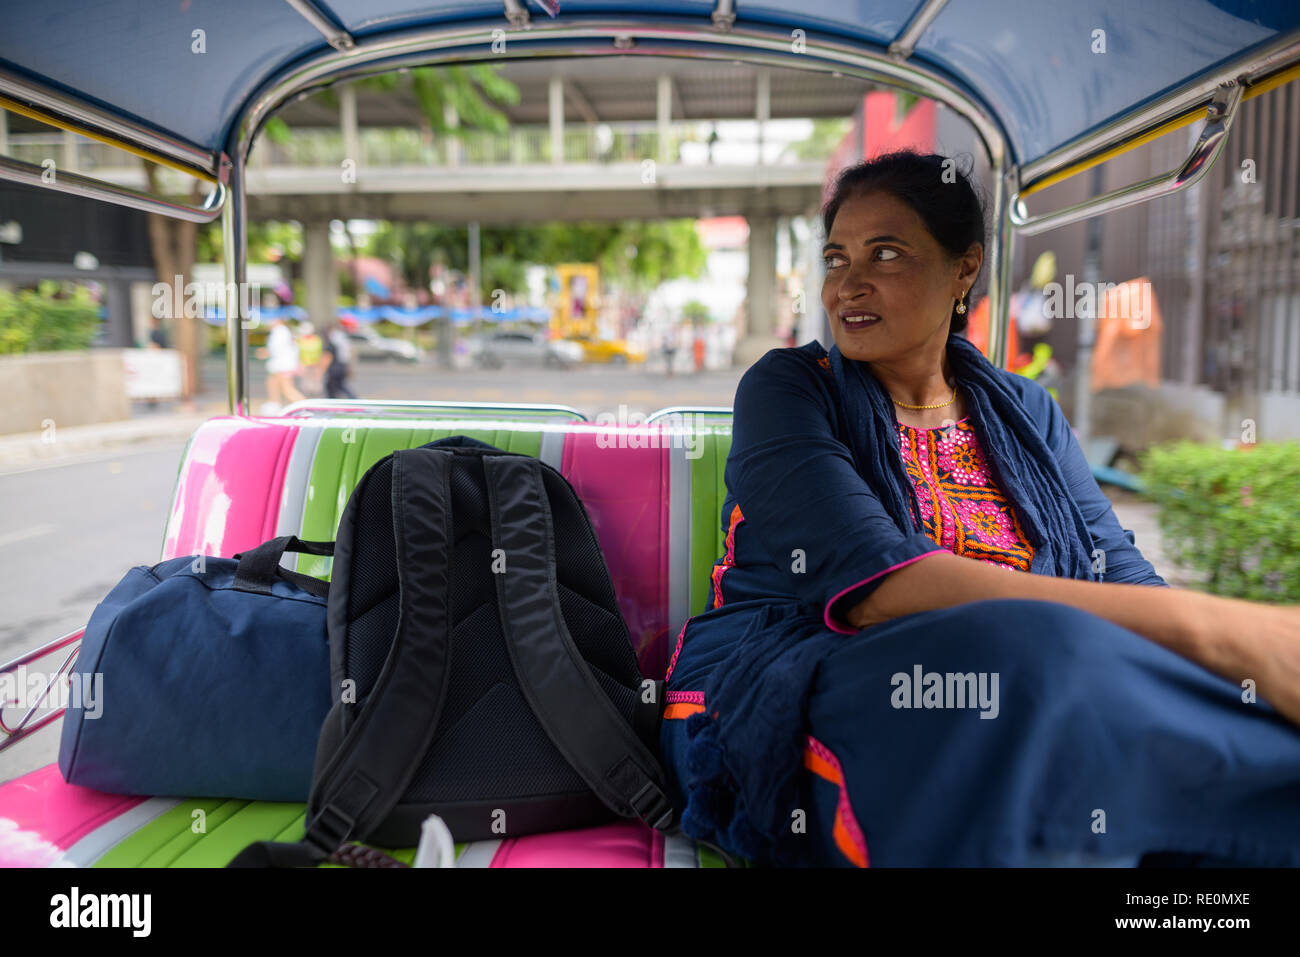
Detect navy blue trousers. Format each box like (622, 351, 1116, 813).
(661, 598, 1300, 866)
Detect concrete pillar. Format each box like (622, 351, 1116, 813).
(340, 83, 360, 172)
(444, 102, 461, 167)
(656, 75, 672, 164)
(734, 214, 784, 368)
(549, 76, 564, 164)
(103, 278, 134, 347)
(467, 221, 481, 307)
(799, 211, 828, 345)
(302, 220, 339, 332)
(755, 70, 770, 166)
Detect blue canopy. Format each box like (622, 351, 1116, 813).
(1, 1, 1297, 174)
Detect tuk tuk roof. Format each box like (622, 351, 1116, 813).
(2, 1, 1298, 176)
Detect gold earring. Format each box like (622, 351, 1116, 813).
(955, 291, 968, 315)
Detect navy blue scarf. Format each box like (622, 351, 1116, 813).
(675, 336, 1102, 865)
(828, 333, 1097, 580)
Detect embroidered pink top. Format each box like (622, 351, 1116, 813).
(895, 417, 1034, 572)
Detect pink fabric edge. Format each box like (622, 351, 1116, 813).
(663, 619, 689, 683)
(805, 734, 869, 868)
(657, 442, 670, 680)
(821, 549, 946, 634)
(666, 690, 704, 704)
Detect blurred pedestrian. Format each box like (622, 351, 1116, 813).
(147, 316, 169, 349)
(322, 322, 359, 399)
(662, 330, 678, 377)
(296, 320, 324, 394)
(256, 315, 304, 411)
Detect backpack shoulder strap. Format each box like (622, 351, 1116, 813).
(230, 446, 456, 866)
(482, 453, 674, 832)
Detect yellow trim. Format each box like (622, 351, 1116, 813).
(0, 93, 216, 183)
(1240, 58, 1300, 100)
(1019, 60, 1300, 198)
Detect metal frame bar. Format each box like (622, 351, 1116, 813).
(645, 405, 734, 423)
(221, 152, 249, 415)
(0, 151, 226, 223)
(888, 0, 949, 60)
(284, 0, 355, 51)
(504, 0, 531, 28)
(0, 629, 82, 754)
(278, 398, 589, 420)
(220, 16, 1013, 412)
(1011, 82, 1244, 237)
(3, 14, 1293, 401)
(1018, 32, 1300, 194)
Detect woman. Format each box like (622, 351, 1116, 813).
(660, 150, 1300, 868)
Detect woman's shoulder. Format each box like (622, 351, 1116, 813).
(742, 341, 833, 383)
(734, 342, 837, 410)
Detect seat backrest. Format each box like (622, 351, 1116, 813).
(161, 413, 733, 680)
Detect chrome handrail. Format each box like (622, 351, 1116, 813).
(645, 406, 734, 422)
(1009, 82, 1244, 237)
(0, 153, 226, 223)
(0, 628, 83, 754)
(278, 398, 589, 420)
(1018, 32, 1300, 191)
(0, 64, 218, 177)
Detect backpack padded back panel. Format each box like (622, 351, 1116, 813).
(322, 441, 648, 845)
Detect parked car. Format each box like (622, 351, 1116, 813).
(347, 325, 421, 363)
(468, 331, 584, 369)
(563, 335, 647, 365)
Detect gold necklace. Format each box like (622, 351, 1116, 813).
(891, 385, 957, 411)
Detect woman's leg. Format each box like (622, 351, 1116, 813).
(801, 598, 1300, 867)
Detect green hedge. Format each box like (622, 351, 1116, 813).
(0, 282, 101, 355)
(1141, 440, 1300, 600)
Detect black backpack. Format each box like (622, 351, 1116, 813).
(231, 435, 674, 867)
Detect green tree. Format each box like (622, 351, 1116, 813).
(365, 219, 707, 303)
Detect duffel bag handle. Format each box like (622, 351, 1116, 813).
(233, 536, 334, 599)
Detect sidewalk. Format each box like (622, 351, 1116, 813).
(1106, 491, 1193, 587)
(0, 401, 227, 471)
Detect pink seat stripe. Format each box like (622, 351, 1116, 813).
(163, 418, 297, 559)
(0, 765, 143, 857)
(490, 820, 660, 867)
(561, 429, 671, 678)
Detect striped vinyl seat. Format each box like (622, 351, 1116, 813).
(0, 409, 738, 868)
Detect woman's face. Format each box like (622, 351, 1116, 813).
(821, 189, 980, 365)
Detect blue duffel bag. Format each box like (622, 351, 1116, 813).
(58, 536, 333, 802)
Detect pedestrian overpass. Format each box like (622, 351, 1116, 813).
(2, 56, 877, 362)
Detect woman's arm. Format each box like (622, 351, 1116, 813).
(847, 551, 1300, 726)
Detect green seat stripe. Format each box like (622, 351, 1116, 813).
(687, 427, 732, 616)
(295, 424, 546, 580)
